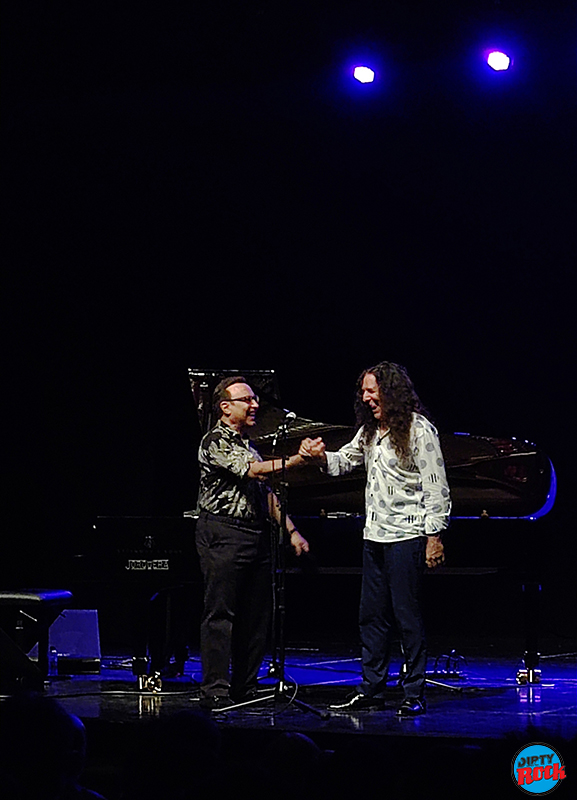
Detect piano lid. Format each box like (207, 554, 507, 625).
(188, 369, 556, 520)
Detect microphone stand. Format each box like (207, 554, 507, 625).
(212, 414, 329, 719)
(267, 416, 290, 685)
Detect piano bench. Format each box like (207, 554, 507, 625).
(0, 590, 73, 690)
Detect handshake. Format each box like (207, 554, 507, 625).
(298, 437, 326, 463)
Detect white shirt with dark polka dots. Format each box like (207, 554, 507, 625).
(325, 413, 451, 543)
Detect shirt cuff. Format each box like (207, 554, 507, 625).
(424, 517, 448, 535)
(324, 451, 341, 477)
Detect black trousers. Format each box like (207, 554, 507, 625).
(358, 537, 427, 701)
(195, 512, 272, 700)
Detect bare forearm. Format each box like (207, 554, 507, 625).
(247, 454, 304, 479)
(268, 491, 297, 533)
(268, 492, 309, 555)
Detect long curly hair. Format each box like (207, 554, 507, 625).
(355, 361, 428, 463)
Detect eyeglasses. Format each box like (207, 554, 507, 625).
(228, 395, 259, 405)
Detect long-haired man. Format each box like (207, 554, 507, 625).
(301, 361, 450, 716)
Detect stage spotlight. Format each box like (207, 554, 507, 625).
(486, 50, 511, 71)
(353, 66, 375, 83)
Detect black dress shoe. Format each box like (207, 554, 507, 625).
(329, 691, 384, 711)
(397, 698, 427, 717)
(229, 689, 259, 704)
(198, 695, 232, 711)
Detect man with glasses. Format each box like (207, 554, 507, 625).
(196, 376, 310, 710)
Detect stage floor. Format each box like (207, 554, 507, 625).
(5, 637, 572, 799)
(45, 638, 575, 742)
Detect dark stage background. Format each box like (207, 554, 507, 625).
(4, 2, 576, 642)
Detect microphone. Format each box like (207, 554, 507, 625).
(272, 410, 297, 446)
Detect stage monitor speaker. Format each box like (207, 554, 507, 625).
(28, 609, 101, 674)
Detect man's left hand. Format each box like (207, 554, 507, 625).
(426, 535, 445, 569)
(290, 530, 310, 556)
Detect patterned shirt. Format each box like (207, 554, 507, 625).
(197, 419, 270, 521)
(325, 413, 451, 542)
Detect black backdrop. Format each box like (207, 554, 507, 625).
(4, 1, 576, 640)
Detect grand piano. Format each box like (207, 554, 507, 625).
(82, 369, 556, 678)
(189, 369, 555, 523)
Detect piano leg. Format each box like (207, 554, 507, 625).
(517, 580, 542, 685)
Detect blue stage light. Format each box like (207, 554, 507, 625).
(353, 66, 375, 83)
(486, 50, 512, 71)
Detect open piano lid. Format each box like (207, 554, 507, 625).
(188, 369, 556, 520)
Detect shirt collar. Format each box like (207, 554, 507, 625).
(377, 427, 390, 443)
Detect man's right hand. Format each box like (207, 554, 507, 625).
(299, 437, 326, 462)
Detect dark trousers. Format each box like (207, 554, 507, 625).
(359, 537, 427, 700)
(195, 512, 272, 700)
